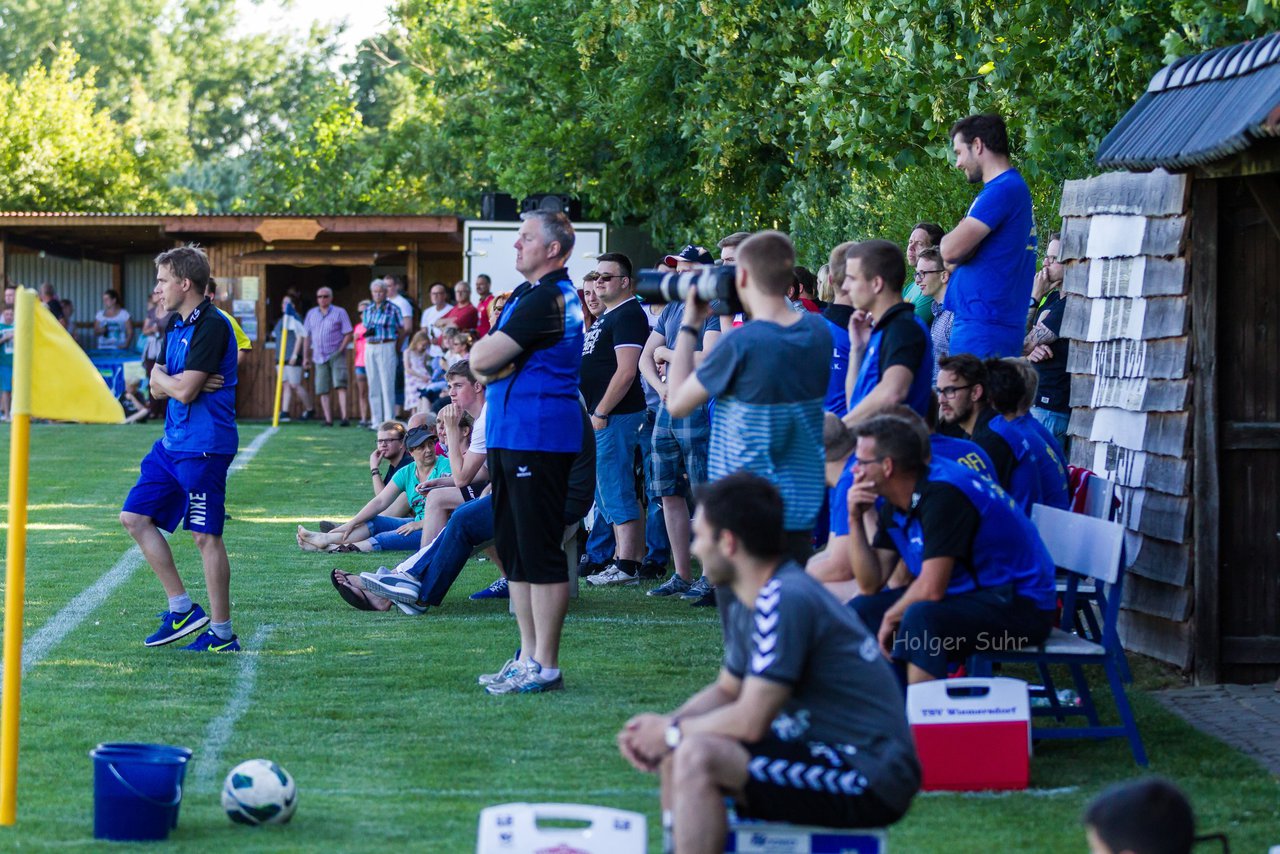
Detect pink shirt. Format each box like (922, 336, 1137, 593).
(353, 322, 367, 368)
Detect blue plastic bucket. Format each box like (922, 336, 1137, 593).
(89, 744, 190, 841)
(94, 744, 193, 829)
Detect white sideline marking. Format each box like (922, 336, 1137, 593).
(12, 427, 278, 677)
(919, 785, 1080, 799)
(306, 786, 656, 799)
(190, 623, 275, 793)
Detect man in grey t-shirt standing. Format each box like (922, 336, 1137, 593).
(617, 473, 919, 853)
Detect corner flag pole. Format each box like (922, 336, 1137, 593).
(271, 323, 287, 428)
(0, 288, 37, 825)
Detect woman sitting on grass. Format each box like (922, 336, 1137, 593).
(296, 421, 466, 553)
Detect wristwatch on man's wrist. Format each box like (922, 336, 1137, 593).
(664, 718, 682, 751)
(593, 411, 609, 423)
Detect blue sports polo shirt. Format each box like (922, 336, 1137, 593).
(159, 297, 239, 456)
(485, 268, 585, 453)
(874, 457, 1055, 610)
(945, 168, 1037, 358)
(847, 301, 933, 417)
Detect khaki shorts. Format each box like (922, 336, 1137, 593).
(314, 352, 349, 394)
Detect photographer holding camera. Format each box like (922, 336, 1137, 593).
(666, 231, 831, 565)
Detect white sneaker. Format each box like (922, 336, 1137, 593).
(585, 564, 639, 587)
(478, 656, 523, 686)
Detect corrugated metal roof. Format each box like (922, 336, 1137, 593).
(1097, 31, 1280, 170)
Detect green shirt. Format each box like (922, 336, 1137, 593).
(0, 323, 12, 368)
(902, 282, 934, 327)
(390, 455, 452, 520)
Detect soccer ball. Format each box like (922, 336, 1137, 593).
(221, 759, 297, 826)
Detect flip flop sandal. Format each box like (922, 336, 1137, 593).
(329, 543, 362, 553)
(331, 568, 387, 611)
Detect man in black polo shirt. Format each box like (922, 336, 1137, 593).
(580, 252, 653, 586)
(617, 473, 919, 852)
(841, 240, 933, 424)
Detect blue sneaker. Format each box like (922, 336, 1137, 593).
(181, 629, 241, 652)
(360, 570, 421, 605)
(144, 605, 209, 647)
(469, 577, 509, 600)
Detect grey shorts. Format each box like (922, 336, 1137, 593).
(283, 364, 303, 385)
(314, 352, 349, 393)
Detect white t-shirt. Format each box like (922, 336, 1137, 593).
(388, 294, 413, 327)
(95, 308, 132, 349)
(468, 404, 488, 454)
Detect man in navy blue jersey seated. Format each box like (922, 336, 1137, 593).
(984, 358, 1069, 510)
(845, 414, 1056, 685)
(935, 353, 1042, 514)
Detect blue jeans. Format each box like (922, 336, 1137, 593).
(585, 409, 671, 566)
(1031, 407, 1070, 450)
(398, 495, 495, 606)
(593, 410, 646, 525)
(367, 515, 420, 551)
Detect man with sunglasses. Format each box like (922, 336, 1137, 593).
(580, 253, 653, 586)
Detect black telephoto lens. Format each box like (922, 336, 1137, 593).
(634, 265, 741, 315)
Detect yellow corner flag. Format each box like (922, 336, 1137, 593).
(2, 287, 125, 826)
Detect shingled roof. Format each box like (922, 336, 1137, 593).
(1097, 31, 1280, 171)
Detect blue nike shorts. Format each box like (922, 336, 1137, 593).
(123, 440, 234, 536)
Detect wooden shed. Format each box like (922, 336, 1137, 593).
(1064, 31, 1280, 683)
(0, 213, 464, 419)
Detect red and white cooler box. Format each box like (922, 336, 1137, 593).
(907, 677, 1031, 791)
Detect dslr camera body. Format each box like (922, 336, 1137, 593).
(634, 265, 742, 316)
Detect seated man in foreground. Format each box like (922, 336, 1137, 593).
(846, 414, 1056, 685)
(617, 472, 919, 854)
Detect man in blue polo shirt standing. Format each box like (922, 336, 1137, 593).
(121, 246, 242, 652)
(470, 210, 584, 695)
(940, 113, 1037, 359)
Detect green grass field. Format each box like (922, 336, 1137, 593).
(0, 422, 1276, 852)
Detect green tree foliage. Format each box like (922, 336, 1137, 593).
(0, 47, 177, 210)
(392, 0, 1280, 261)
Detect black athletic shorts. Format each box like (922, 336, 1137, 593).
(489, 448, 575, 584)
(736, 737, 908, 829)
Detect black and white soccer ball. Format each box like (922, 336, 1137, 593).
(221, 758, 297, 826)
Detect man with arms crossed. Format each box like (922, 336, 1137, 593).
(940, 113, 1037, 358)
(470, 210, 584, 695)
(120, 246, 243, 652)
(618, 473, 919, 854)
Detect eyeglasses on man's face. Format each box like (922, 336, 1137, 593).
(594, 274, 627, 284)
(934, 384, 973, 399)
(913, 269, 944, 280)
